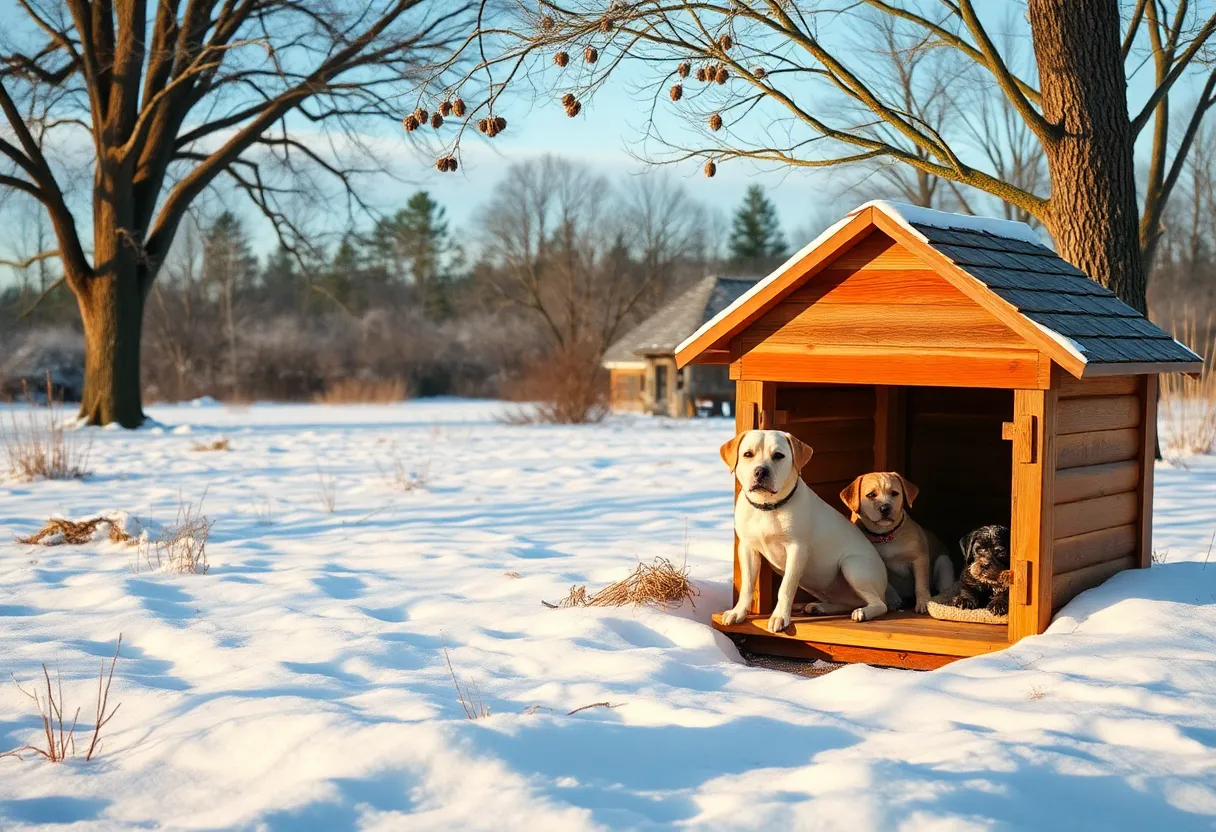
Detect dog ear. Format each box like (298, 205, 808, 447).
(783, 433, 814, 473)
(719, 432, 746, 472)
(958, 530, 976, 563)
(896, 474, 919, 507)
(840, 475, 864, 514)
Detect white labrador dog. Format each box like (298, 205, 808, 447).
(719, 430, 891, 632)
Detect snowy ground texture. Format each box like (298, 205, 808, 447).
(1, 400, 1214, 831)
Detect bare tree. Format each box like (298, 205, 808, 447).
(0, 0, 472, 426)
(423, 0, 1216, 316)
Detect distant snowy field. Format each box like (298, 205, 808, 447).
(0, 400, 1214, 831)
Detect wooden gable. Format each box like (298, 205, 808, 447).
(729, 230, 1051, 389)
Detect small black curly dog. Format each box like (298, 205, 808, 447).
(949, 524, 1012, 616)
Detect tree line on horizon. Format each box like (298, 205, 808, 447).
(0, 162, 790, 409)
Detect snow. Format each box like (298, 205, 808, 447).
(1, 400, 1215, 830)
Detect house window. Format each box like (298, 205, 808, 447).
(654, 364, 668, 402)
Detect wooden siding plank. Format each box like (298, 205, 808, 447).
(746, 302, 1028, 351)
(776, 385, 875, 419)
(1055, 395, 1141, 435)
(728, 636, 959, 670)
(711, 611, 1008, 657)
(784, 418, 875, 453)
(791, 269, 974, 305)
(1053, 492, 1139, 539)
(1053, 524, 1138, 574)
(739, 345, 1045, 389)
(1138, 375, 1158, 569)
(1055, 428, 1140, 469)
(1053, 460, 1140, 504)
(1058, 374, 1139, 398)
(1052, 556, 1136, 611)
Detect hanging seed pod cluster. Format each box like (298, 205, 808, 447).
(584, 46, 598, 64)
(402, 114, 420, 132)
(565, 96, 581, 117)
(600, 16, 613, 33)
(431, 113, 443, 129)
(452, 98, 466, 117)
(695, 66, 708, 82)
(540, 15, 555, 31)
(709, 113, 723, 131)
(704, 160, 716, 178)
(752, 66, 767, 79)
(719, 34, 733, 51)
(439, 101, 452, 117)
(555, 51, 569, 67)
(478, 116, 508, 137)
(436, 156, 458, 172)
(678, 61, 690, 78)
(669, 84, 682, 102)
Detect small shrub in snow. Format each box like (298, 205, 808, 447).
(0, 635, 122, 764)
(1, 377, 91, 480)
(499, 343, 608, 425)
(141, 497, 212, 574)
(1161, 321, 1216, 457)
(313, 378, 407, 404)
(379, 445, 429, 492)
(315, 465, 337, 512)
(443, 646, 490, 720)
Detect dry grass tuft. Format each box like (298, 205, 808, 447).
(545, 557, 698, 610)
(316, 465, 337, 512)
(141, 495, 212, 574)
(1161, 317, 1216, 457)
(191, 437, 231, 452)
(313, 378, 407, 405)
(1, 376, 91, 481)
(1, 635, 122, 763)
(19, 515, 135, 546)
(443, 646, 490, 719)
(378, 444, 430, 492)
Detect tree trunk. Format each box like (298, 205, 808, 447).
(75, 268, 147, 428)
(1027, 0, 1147, 313)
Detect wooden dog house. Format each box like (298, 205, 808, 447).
(677, 202, 1202, 670)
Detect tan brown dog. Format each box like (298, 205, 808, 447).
(840, 472, 954, 614)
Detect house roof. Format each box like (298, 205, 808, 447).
(603, 275, 760, 366)
(676, 201, 1202, 377)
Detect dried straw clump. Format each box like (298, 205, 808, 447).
(546, 557, 698, 610)
(555, 51, 570, 67)
(191, 437, 230, 452)
(704, 159, 717, 178)
(19, 516, 135, 546)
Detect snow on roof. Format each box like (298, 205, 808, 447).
(858, 199, 1045, 247)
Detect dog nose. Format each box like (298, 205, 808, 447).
(753, 465, 769, 480)
(879, 503, 891, 516)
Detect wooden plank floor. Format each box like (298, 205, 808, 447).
(712, 610, 1009, 658)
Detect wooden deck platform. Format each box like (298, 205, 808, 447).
(712, 611, 1009, 670)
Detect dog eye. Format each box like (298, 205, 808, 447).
(742, 450, 755, 459)
(866, 491, 877, 499)
(772, 451, 785, 460)
(890, 490, 900, 497)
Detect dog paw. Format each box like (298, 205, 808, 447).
(766, 612, 791, 633)
(914, 597, 930, 615)
(851, 608, 868, 622)
(804, 602, 824, 616)
(987, 598, 1009, 616)
(720, 608, 747, 626)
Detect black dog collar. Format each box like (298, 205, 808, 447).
(746, 481, 799, 512)
(860, 513, 905, 544)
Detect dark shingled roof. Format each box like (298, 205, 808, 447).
(911, 223, 1201, 366)
(603, 275, 759, 364)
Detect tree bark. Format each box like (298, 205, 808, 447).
(1027, 0, 1147, 313)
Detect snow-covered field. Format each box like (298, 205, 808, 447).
(0, 400, 1214, 831)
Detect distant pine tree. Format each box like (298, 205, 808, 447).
(728, 185, 787, 261)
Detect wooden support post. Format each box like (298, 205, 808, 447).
(733, 379, 776, 614)
(1009, 381, 1057, 642)
(873, 385, 906, 472)
(1137, 375, 1158, 569)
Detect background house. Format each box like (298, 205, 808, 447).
(603, 275, 758, 416)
